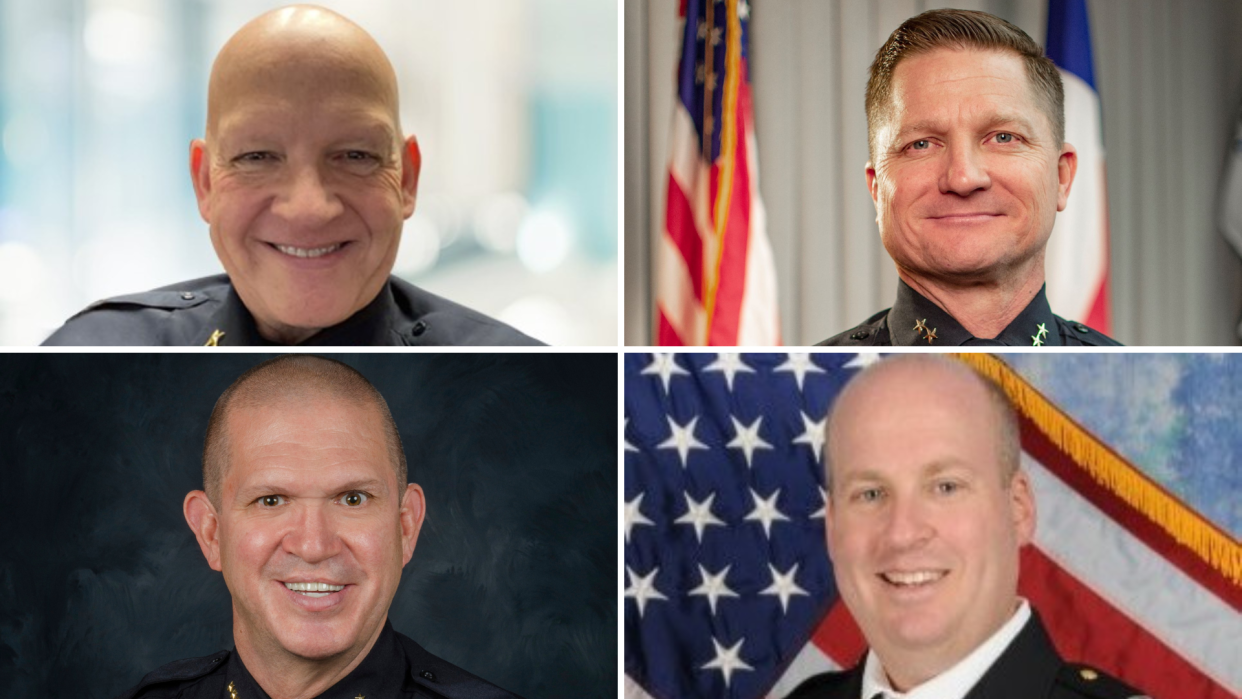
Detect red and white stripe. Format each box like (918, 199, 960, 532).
(656, 3, 779, 346)
(1045, 69, 1112, 333)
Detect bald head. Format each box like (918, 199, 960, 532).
(202, 355, 407, 508)
(206, 5, 400, 142)
(825, 355, 1020, 493)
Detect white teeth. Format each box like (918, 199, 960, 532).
(275, 243, 342, 258)
(882, 570, 946, 586)
(284, 582, 345, 593)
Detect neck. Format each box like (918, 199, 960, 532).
(255, 319, 321, 345)
(233, 618, 385, 699)
(898, 258, 1045, 339)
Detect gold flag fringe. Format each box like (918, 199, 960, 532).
(952, 353, 1241, 588)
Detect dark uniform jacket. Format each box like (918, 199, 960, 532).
(783, 612, 1150, 699)
(42, 275, 543, 346)
(114, 620, 524, 699)
(817, 281, 1121, 347)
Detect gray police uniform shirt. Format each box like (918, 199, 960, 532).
(113, 620, 524, 699)
(783, 611, 1152, 699)
(42, 275, 543, 346)
(817, 280, 1121, 347)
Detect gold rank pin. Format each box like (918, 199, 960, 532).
(205, 329, 225, 346)
(227, 681, 239, 699)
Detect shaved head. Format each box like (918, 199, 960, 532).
(202, 355, 407, 508)
(825, 355, 1020, 493)
(206, 5, 400, 143)
(191, 5, 420, 344)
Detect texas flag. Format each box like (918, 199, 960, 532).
(1044, 0, 1112, 335)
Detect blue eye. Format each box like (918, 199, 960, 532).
(910, 140, 930, 150)
(995, 133, 1014, 144)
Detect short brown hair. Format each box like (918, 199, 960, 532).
(202, 355, 407, 507)
(865, 9, 1064, 160)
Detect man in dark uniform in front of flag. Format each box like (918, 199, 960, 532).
(818, 9, 1119, 347)
(114, 355, 523, 699)
(785, 355, 1152, 699)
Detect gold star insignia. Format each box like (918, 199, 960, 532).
(924, 327, 937, 344)
(1036, 322, 1048, 338)
(356, 695, 366, 699)
(1032, 334, 1044, 347)
(205, 329, 225, 346)
(913, 318, 928, 335)
(227, 681, 239, 699)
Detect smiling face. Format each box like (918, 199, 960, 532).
(209, 394, 421, 662)
(825, 358, 1034, 688)
(867, 47, 1075, 285)
(191, 7, 420, 344)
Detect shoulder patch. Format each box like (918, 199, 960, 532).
(118, 650, 230, 698)
(1057, 664, 1150, 699)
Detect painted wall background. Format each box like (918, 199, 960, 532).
(0, 353, 616, 699)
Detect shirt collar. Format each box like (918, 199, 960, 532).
(860, 600, 1031, 699)
(227, 619, 407, 699)
(886, 281, 1060, 346)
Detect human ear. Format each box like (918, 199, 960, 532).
(399, 483, 426, 566)
(189, 140, 212, 224)
(1055, 143, 1078, 212)
(400, 135, 422, 219)
(183, 490, 223, 572)
(1009, 470, 1037, 546)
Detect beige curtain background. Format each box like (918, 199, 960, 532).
(625, 0, 1242, 346)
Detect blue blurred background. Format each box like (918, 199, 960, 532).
(0, 0, 618, 345)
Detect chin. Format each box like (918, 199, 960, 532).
(276, 623, 358, 660)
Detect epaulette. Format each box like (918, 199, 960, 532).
(115, 650, 230, 699)
(815, 309, 891, 346)
(1057, 664, 1151, 699)
(77, 288, 212, 317)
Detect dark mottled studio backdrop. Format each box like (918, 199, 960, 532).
(0, 353, 616, 699)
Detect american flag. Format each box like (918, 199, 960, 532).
(656, 0, 779, 346)
(624, 353, 1240, 699)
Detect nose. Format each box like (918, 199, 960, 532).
(271, 164, 345, 226)
(938, 141, 991, 196)
(880, 494, 934, 552)
(283, 502, 341, 564)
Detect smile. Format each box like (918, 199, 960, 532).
(284, 581, 346, 598)
(879, 569, 948, 587)
(272, 243, 345, 258)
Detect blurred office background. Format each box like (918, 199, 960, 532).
(626, 0, 1242, 346)
(0, 0, 617, 346)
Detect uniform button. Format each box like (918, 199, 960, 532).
(1074, 324, 1089, 334)
(850, 331, 870, 340)
(420, 670, 436, 681)
(411, 320, 427, 337)
(180, 292, 196, 300)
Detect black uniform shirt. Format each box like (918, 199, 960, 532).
(817, 280, 1121, 347)
(42, 275, 544, 346)
(114, 620, 524, 699)
(784, 611, 1152, 699)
